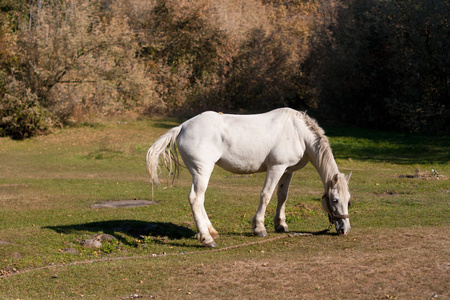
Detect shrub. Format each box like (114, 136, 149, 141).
(0, 83, 54, 139)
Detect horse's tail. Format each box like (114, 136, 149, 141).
(146, 125, 183, 186)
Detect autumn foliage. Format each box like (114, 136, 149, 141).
(0, 0, 448, 138)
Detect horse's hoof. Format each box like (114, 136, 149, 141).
(210, 231, 220, 239)
(203, 241, 217, 248)
(275, 225, 289, 233)
(254, 230, 268, 237)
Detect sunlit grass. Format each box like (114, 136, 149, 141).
(0, 118, 448, 298)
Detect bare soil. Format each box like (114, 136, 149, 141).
(154, 227, 449, 299)
(91, 199, 157, 209)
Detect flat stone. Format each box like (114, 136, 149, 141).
(62, 247, 78, 254)
(80, 238, 102, 248)
(91, 200, 157, 209)
(11, 252, 22, 259)
(94, 233, 117, 242)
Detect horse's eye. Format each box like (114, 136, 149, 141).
(348, 201, 352, 208)
(332, 198, 339, 203)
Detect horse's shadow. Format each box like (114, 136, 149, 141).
(45, 220, 196, 247)
(224, 229, 337, 238)
(45, 220, 336, 249)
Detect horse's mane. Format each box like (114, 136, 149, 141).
(286, 109, 336, 177)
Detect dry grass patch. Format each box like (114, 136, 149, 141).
(154, 227, 449, 299)
(1, 227, 446, 299)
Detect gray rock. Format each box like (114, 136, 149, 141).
(94, 233, 117, 242)
(62, 248, 78, 254)
(80, 238, 102, 248)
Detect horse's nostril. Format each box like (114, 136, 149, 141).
(338, 228, 345, 235)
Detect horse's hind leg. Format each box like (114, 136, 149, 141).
(252, 166, 286, 237)
(274, 172, 293, 233)
(202, 205, 219, 239)
(187, 164, 218, 247)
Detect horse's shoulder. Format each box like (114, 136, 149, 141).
(273, 107, 296, 113)
(270, 107, 299, 115)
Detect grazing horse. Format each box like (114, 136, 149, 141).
(146, 108, 352, 247)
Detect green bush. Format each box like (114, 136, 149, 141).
(0, 87, 54, 139)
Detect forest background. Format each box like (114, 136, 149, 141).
(0, 0, 448, 139)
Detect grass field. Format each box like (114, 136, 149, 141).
(0, 117, 449, 299)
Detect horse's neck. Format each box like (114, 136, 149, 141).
(306, 139, 339, 190)
(293, 113, 339, 190)
(318, 159, 339, 190)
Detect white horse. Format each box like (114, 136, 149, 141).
(146, 108, 352, 247)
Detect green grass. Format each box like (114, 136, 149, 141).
(326, 125, 450, 164)
(0, 118, 448, 299)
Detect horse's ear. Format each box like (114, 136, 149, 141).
(332, 173, 339, 185)
(345, 172, 352, 183)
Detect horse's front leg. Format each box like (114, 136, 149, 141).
(274, 172, 293, 233)
(252, 167, 286, 237)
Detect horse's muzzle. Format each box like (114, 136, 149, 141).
(335, 220, 351, 236)
(338, 228, 349, 235)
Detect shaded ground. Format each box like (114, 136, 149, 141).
(325, 125, 450, 165)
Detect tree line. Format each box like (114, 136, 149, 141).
(0, 0, 448, 139)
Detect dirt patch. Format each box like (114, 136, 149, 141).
(0, 184, 29, 188)
(398, 169, 445, 180)
(225, 174, 253, 179)
(91, 199, 157, 209)
(159, 227, 449, 299)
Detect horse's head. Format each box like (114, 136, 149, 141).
(322, 172, 352, 235)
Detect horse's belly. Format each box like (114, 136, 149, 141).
(216, 157, 267, 174)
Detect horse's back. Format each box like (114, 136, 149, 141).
(177, 109, 307, 174)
